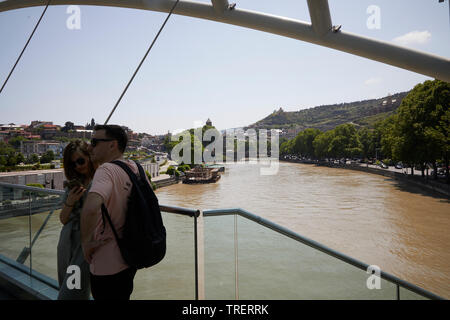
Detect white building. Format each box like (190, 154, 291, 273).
(20, 140, 65, 157)
(139, 161, 160, 179)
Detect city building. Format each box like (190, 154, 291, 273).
(29, 121, 53, 129)
(0, 169, 65, 190)
(20, 140, 65, 158)
(40, 124, 61, 139)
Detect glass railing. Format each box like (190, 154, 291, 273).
(0, 182, 444, 300)
(0, 182, 198, 300)
(0, 183, 63, 278)
(202, 208, 443, 300)
(132, 205, 198, 299)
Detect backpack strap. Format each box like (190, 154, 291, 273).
(135, 161, 147, 182)
(110, 160, 141, 184)
(101, 203, 121, 242)
(101, 160, 147, 237)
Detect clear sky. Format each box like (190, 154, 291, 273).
(0, 0, 449, 135)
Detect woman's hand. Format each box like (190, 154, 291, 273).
(65, 186, 86, 207)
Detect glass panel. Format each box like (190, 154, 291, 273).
(399, 286, 429, 300)
(203, 214, 237, 299)
(131, 212, 196, 299)
(0, 185, 32, 269)
(236, 215, 397, 300)
(28, 188, 64, 281)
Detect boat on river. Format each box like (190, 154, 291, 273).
(182, 167, 221, 184)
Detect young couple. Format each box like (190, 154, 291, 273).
(57, 124, 147, 300)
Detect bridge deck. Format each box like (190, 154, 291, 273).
(0, 254, 58, 300)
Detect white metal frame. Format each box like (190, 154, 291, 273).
(0, 0, 449, 82)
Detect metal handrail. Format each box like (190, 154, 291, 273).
(203, 208, 445, 300)
(0, 181, 64, 195)
(0, 182, 198, 217)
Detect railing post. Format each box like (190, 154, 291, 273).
(28, 191, 32, 277)
(194, 209, 199, 300)
(397, 284, 400, 300)
(193, 209, 205, 300)
(234, 213, 239, 300)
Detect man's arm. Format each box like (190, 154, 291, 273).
(80, 192, 104, 262)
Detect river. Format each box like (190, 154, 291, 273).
(154, 161, 450, 298)
(0, 161, 448, 299)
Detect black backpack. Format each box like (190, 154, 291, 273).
(100, 160, 166, 269)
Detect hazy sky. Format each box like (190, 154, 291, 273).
(0, 0, 449, 135)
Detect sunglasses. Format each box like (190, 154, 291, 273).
(91, 138, 115, 147)
(73, 157, 86, 167)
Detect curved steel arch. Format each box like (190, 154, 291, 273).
(1, 0, 449, 82)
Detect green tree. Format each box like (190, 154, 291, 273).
(302, 128, 321, 158)
(26, 153, 39, 164)
(389, 80, 449, 180)
(358, 127, 374, 160)
(328, 124, 362, 159)
(377, 116, 396, 161)
(291, 128, 321, 158)
(280, 139, 295, 156)
(0, 142, 20, 167)
(313, 130, 335, 159)
(8, 136, 26, 149)
(40, 150, 55, 164)
(16, 152, 25, 164)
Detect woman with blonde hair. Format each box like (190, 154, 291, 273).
(57, 140, 95, 300)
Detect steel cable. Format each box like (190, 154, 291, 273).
(0, 0, 52, 95)
(104, 0, 180, 124)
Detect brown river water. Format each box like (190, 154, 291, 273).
(154, 161, 450, 298)
(0, 161, 448, 299)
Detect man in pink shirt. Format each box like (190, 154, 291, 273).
(81, 124, 139, 300)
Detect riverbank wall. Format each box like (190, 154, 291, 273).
(281, 159, 450, 198)
(152, 174, 179, 189)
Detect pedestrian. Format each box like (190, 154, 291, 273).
(57, 140, 96, 300)
(81, 124, 143, 300)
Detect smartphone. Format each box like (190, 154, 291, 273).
(63, 179, 82, 190)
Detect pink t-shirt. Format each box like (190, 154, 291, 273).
(88, 159, 141, 275)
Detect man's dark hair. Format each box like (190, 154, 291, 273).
(94, 124, 128, 153)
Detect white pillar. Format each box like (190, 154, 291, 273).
(211, 0, 229, 14)
(307, 0, 332, 36)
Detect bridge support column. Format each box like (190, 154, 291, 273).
(211, 0, 229, 14)
(307, 0, 332, 36)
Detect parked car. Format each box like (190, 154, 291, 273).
(431, 168, 446, 177)
(380, 162, 388, 169)
(395, 162, 403, 169)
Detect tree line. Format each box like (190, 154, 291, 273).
(0, 141, 55, 171)
(280, 80, 449, 182)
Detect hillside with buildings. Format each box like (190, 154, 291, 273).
(0, 119, 171, 188)
(247, 91, 410, 139)
(0, 118, 171, 183)
(0, 119, 168, 160)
